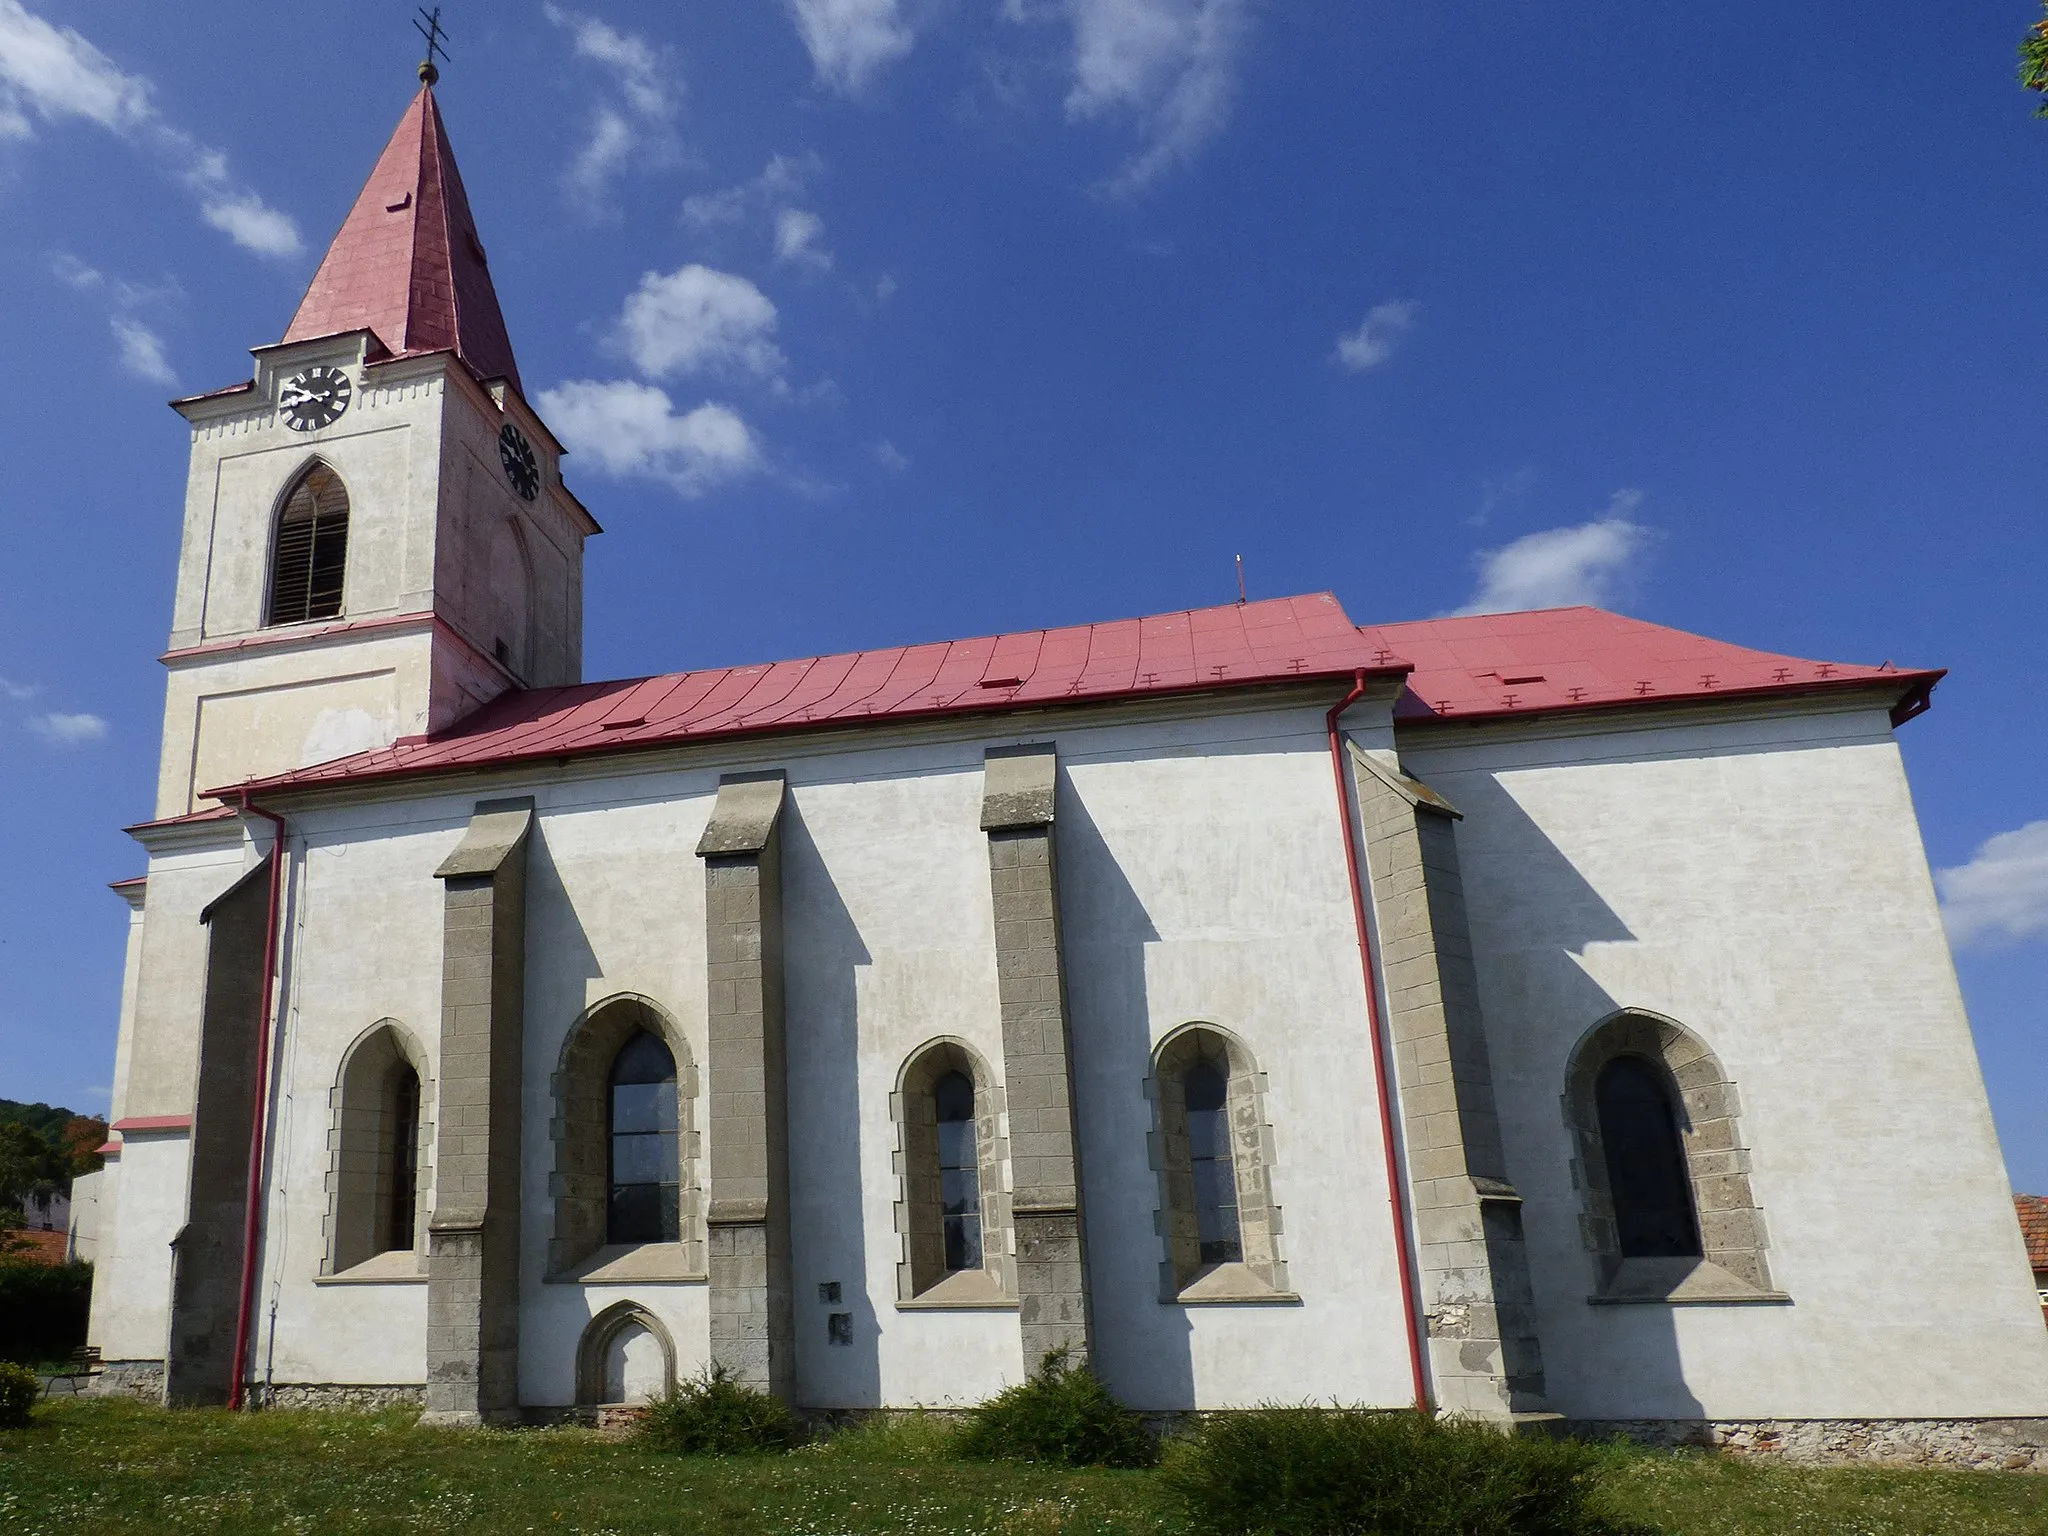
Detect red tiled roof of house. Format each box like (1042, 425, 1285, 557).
(2015, 1195, 2048, 1273)
(7, 1227, 68, 1266)
(281, 85, 521, 391)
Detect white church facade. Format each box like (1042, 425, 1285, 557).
(83, 82, 2048, 1453)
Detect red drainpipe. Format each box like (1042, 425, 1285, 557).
(227, 792, 288, 1412)
(1326, 672, 1433, 1414)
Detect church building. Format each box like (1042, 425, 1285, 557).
(84, 80, 2048, 1456)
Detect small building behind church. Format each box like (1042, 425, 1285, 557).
(80, 79, 2048, 1461)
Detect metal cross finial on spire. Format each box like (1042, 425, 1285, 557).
(414, 6, 451, 86)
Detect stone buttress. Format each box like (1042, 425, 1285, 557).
(163, 855, 274, 1407)
(422, 798, 532, 1425)
(981, 744, 1094, 1368)
(1350, 745, 1549, 1418)
(695, 772, 796, 1398)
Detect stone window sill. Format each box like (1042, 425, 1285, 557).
(897, 1268, 1018, 1310)
(1587, 1256, 1789, 1306)
(547, 1243, 706, 1285)
(1171, 1262, 1300, 1306)
(316, 1249, 425, 1285)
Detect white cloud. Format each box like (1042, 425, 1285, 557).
(682, 154, 834, 270)
(546, 5, 674, 119)
(26, 711, 108, 745)
(544, 5, 680, 212)
(0, 677, 35, 700)
(614, 265, 785, 382)
(785, 0, 915, 94)
(1060, 0, 1252, 192)
(774, 207, 833, 270)
(1451, 493, 1652, 616)
(875, 439, 908, 471)
(536, 379, 760, 497)
(109, 315, 175, 386)
(196, 189, 301, 258)
(1335, 300, 1418, 372)
(1938, 821, 2048, 950)
(0, 3, 300, 256)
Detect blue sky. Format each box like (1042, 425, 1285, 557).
(1, 2, 2044, 1184)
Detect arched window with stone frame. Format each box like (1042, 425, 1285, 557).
(1149, 1023, 1293, 1304)
(548, 995, 702, 1282)
(323, 1021, 432, 1277)
(1564, 1009, 1784, 1303)
(892, 1038, 1013, 1306)
(267, 461, 351, 626)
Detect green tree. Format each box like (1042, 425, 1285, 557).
(2022, 4, 2048, 115)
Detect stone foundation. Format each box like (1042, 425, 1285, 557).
(253, 1383, 427, 1412)
(1567, 1418, 2048, 1471)
(84, 1360, 166, 1401)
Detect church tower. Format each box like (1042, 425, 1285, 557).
(155, 84, 598, 819)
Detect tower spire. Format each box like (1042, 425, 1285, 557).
(280, 82, 521, 391)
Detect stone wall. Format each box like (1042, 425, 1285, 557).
(1568, 1418, 2048, 1471)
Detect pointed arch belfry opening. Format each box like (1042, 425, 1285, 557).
(267, 461, 350, 626)
(1564, 1009, 1784, 1303)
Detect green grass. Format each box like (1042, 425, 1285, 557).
(3, 1399, 2048, 1535)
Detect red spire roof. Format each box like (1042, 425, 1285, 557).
(282, 86, 521, 391)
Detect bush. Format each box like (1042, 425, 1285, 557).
(0, 1261, 91, 1365)
(638, 1364, 804, 1455)
(956, 1349, 1154, 1469)
(1157, 1407, 1623, 1536)
(0, 1361, 38, 1429)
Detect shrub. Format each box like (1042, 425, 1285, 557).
(0, 1361, 38, 1429)
(0, 1261, 91, 1365)
(956, 1349, 1155, 1469)
(1157, 1407, 1623, 1536)
(638, 1364, 804, 1456)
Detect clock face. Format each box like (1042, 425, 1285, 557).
(279, 366, 352, 431)
(499, 422, 541, 501)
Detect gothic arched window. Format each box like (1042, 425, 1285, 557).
(1183, 1059, 1242, 1265)
(608, 1029, 680, 1245)
(1564, 1010, 1779, 1302)
(892, 1039, 1012, 1304)
(1151, 1024, 1291, 1301)
(934, 1070, 983, 1272)
(325, 1021, 430, 1275)
(268, 464, 350, 625)
(387, 1065, 422, 1253)
(1594, 1056, 1702, 1259)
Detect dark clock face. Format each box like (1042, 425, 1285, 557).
(499, 422, 540, 501)
(279, 366, 352, 431)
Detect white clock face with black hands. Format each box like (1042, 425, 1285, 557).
(279, 366, 352, 431)
(499, 421, 540, 501)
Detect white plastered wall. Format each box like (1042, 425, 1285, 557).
(1399, 700, 2048, 1421)
(236, 694, 1423, 1410)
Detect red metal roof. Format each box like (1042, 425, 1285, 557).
(2018, 1196, 2048, 1276)
(215, 596, 1939, 801)
(223, 594, 1394, 796)
(281, 85, 521, 391)
(1365, 607, 1938, 727)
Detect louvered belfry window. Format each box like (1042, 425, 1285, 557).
(267, 465, 349, 625)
